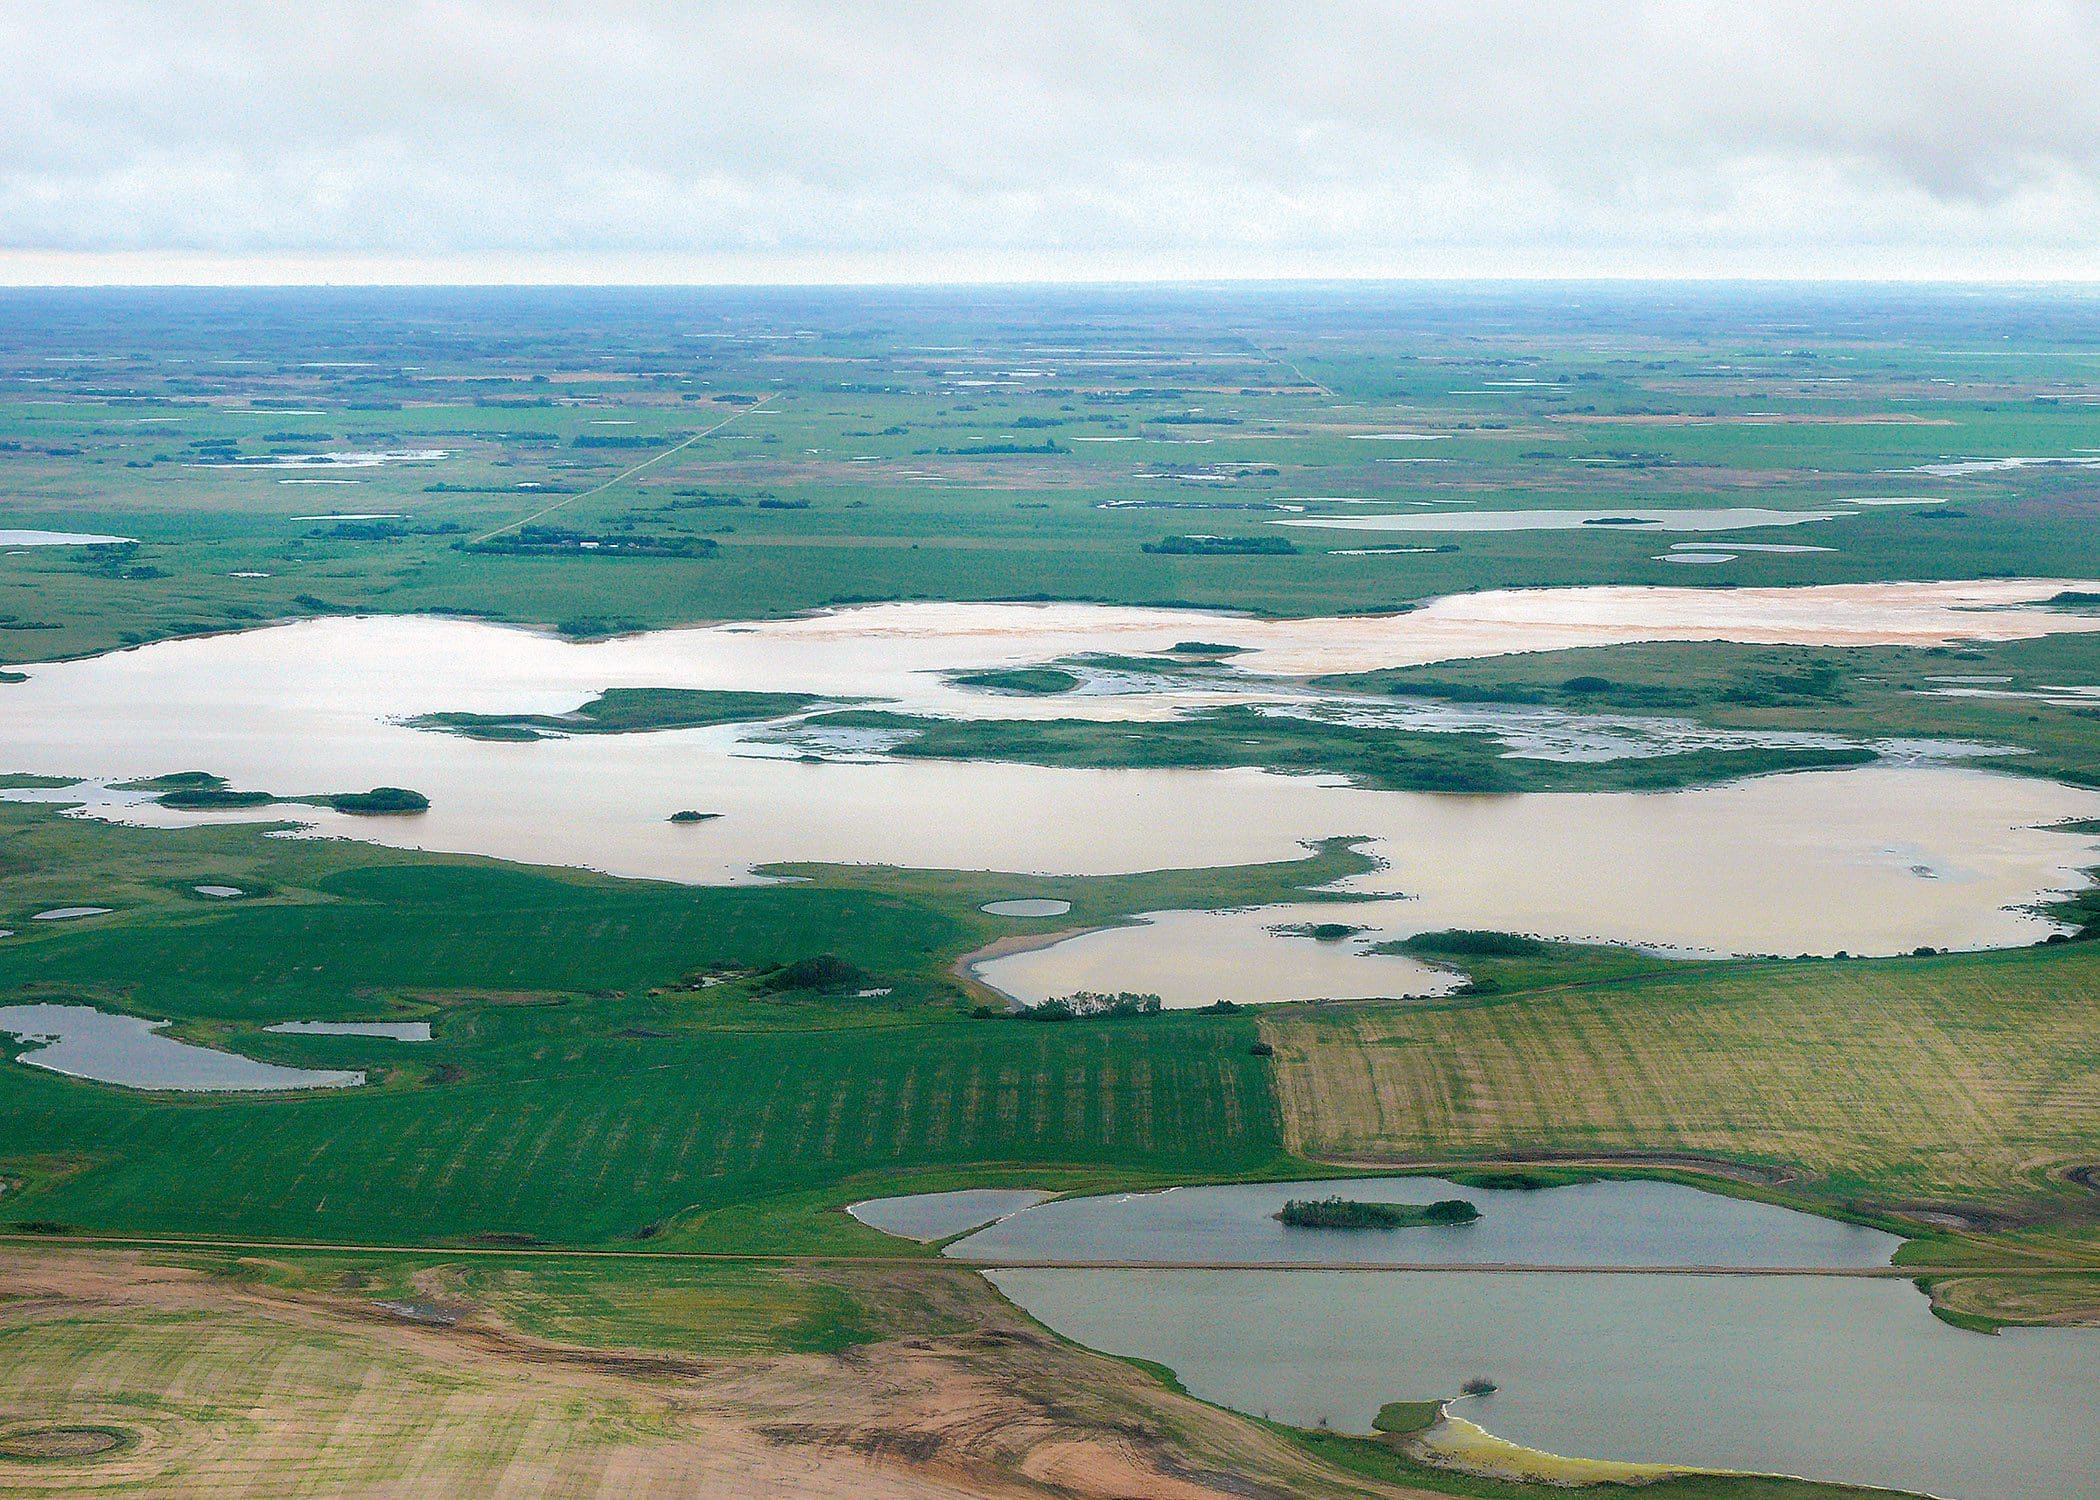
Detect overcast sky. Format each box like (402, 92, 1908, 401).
(4, 1, 2097, 284)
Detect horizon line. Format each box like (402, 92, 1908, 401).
(6, 273, 2100, 293)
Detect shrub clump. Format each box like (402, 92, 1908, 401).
(760, 954, 868, 993)
(142, 773, 276, 809)
(950, 667, 1081, 695)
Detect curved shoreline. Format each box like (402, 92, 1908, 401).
(951, 923, 1120, 1008)
(1403, 1397, 1926, 1496)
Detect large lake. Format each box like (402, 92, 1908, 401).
(938, 1176, 1902, 1267)
(3, 588, 2098, 959)
(988, 1268, 2100, 1500)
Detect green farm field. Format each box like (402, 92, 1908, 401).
(1263, 941, 2100, 1233)
(0, 800, 1331, 1250)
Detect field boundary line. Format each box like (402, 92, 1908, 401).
(467, 392, 777, 544)
(0, 1234, 2091, 1277)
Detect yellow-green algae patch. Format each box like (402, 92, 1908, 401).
(1408, 1401, 1757, 1487)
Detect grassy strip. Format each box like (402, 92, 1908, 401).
(1914, 1273, 2100, 1332)
(409, 687, 824, 740)
(803, 705, 1877, 794)
(121, 772, 429, 815)
(948, 667, 1081, 694)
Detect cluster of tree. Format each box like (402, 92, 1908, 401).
(933, 439, 1068, 455)
(311, 520, 464, 540)
(326, 787, 430, 815)
(1017, 991, 1163, 1020)
(571, 433, 669, 448)
(459, 527, 718, 558)
(1141, 534, 1298, 556)
(424, 482, 575, 494)
(1274, 1196, 1480, 1230)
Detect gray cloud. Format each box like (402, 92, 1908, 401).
(3, 0, 2097, 281)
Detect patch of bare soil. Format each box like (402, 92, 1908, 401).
(1881, 1201, 2041, 1233)
(0, 1247, 1438, 1499)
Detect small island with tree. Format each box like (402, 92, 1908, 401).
(325, 787, 430, 816)
(129, 773, 430, 817)
(1275, 1196, 1479, 1230)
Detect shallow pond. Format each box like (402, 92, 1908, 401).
(192, 448, 446, 470)
(975, 908, 1462, 1008)
(0, 1003, 363, 1091)
(1671, 542, 1833, 555)
(264, 1020, 432, 1042)
(1278, 507, 1849, 534)
(986, 1268, 2100, 1500)
(940, 1176, 1900, 1268)
(0, 529, 136, 546)
(1905, 455, 2100, 477)
(846, 1188, 1051, 1241)
(979, 898, 1072, 917)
